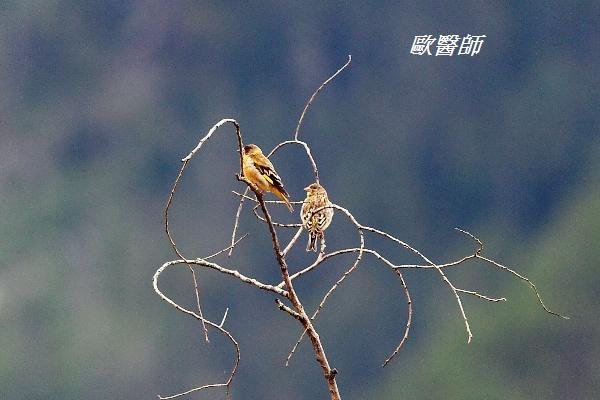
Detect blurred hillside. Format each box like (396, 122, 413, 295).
(0, 1, 598, 399)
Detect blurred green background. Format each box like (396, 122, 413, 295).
(1, 1, 598, 399)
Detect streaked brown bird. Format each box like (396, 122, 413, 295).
(242, 144, 293, 212)
(301, 182, 334, 252)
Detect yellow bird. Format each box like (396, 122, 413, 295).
(301, 182, 334, 251)
(242, 144, 293, 212)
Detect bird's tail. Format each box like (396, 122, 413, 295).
(273, 188, 294, 212)
(306, 233, 317, 252)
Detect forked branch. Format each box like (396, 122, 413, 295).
(153, 56, 567, 400)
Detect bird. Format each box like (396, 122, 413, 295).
(241, 144, 293, 212)
(301, 182, 334, 252)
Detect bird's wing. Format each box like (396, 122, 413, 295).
(254, 161, 290, 197)
(301, 201, 311, 225)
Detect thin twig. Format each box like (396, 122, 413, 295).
(268, 140, 321, 183)
(165, 161, 202, 337)
(345, 208, 474, 343)
(477, 255, 569, 319)
(276, 299, 303, 321)
(283, 247, 475, 283)
(159, 383, 230, 400)
(286, 228, 365, 366)
(454, 227, 483, 255)
(456, 289, 506, 302)
(165, 160, 189, 260)
(232, 190, 302, 227)
(153, 260, 240, 400)
(394, 255, 476, 269)
(228, 187, 249, 257)
(165, 119, 244, 342)
(294, 55, 352, 141)
(233, 190, 304, 205)
(252, 206, 302, 228)
(455, 228, 568, 319)
(382, 270, 413, 367)
(283, 227, 304, 257)
(188, 266, 210, 342)
(182, 118, 242, 164)
(267, 55, 352, 183)
(183, 118, 244, 258)
(219, 308, 229, 328)
(204, 234, 248, 261)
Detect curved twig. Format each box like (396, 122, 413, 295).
(153, 260, 240, 400)
(270, 55, 352, 183)
(456, 228, 568, 319)
(382, 270, 412, 367)
(164, 118, 244, 343)
(294, 55, 352, 141)
(285, 227, 365, 366)
(268, 140, 321, 183)
(280, 204, 474, 342)
(477, 255, 568, 318)
(228, 55, 351, 249)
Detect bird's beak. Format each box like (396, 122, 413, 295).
(304, 186, 310, 191)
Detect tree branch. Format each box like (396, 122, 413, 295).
(252, 191, 341, 400)
(154, 55, 567, 400)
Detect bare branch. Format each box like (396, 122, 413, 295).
(268, 140, 321, 183)
(164, 259, 289, 298)
(394, 255, 476, 269)
(252, 206, 302, 228)
(168, 118, 244, 259)
(455, 228, 568, 319)
(250, 190, 341, 399)
(205, 234, 248, 261)
(382, 270, 413, 367)
(286, 228, 365, 366)
(294, 55, 352, 141)
(182, 118, 242, 164)
(155, 55, 568, 398)
(336, 206, 474, 343)
(165, 161, 190, 261)
(276, 299, 303, 321)
(219, 308, 229, 328)
(228, 187, 249, 257)
(456, 288, 507, 302)
(159, 383, 230, 400)
(231, 190, 302, 228)
(232, 190, 303, 205)
(165, 119, 244, 343)
(279, 203, 475, 343)
(153, 260, 240, 400)
(228, 188, 302, 256)
(188, 266, 210, 342)
(476, 254, 569, 319)
(454, 227, 483, 254)
(267, 55, 352, 183)
(282, 227, 304, 257)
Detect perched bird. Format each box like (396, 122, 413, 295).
(301, 182, 334, 252)
(242, 144, 293, 212)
